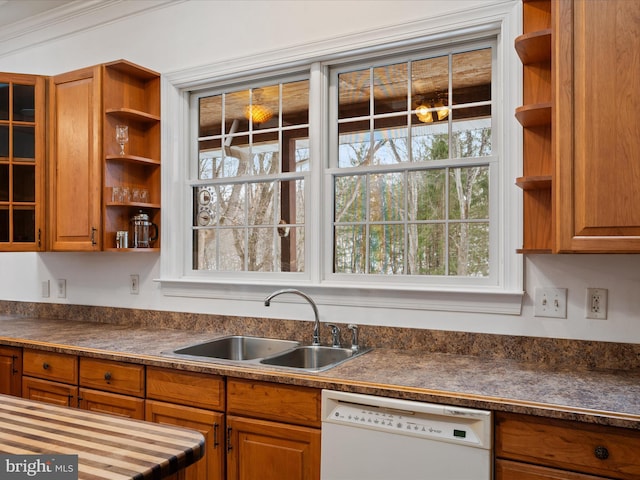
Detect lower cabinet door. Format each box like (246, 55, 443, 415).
(79, 388, 144, 420)
(146, 399, 224, 480)
(496, 459, 611, 480)
(22, 377, 77, 407)
(226, 415, 320, 480)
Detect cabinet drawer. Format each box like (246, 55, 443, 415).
(79, 358, 145, 397)
(23, 349, 78, 384)
(496, 412, 640, 479)
(79, 388, 145, 420)
(22, 377, 78, 408)
(146, 366, 225, 411)
(496, 459, 608, 480)
(227, 379, 321, 428)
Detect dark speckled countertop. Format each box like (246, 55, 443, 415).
(1, 314, 640, 430)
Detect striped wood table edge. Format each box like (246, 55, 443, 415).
(0, 394, 204, 480)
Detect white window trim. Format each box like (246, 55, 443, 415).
(158, 1, 524, 315)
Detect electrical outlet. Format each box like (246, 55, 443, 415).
(534, 287, 567, 318)
(130, 274, 139, 295)
(41, 280, 50, 298)
(57, 279, 66, 298)
(586, 288, 607, 320)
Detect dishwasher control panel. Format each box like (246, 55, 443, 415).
(322, 390, 491, 449)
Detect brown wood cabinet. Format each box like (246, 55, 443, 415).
(22, 349, 145, 420)
(146, 367, 226, 480)
(0, 73, 47, 251)
(495, 412, 640, 480)
(47, 59, 160, 252)
(226, 378, 321, 480)
(79, 357, 145, 397)
(78, 357, 145, 420)
(0, 345, 21, 396)
(517, 0, 640, 253)
(22, 377, 78, 407)
(226, 415, 321, 480)
(554, 0, 640, 252)
(22, 348, 79, 407)
(48, 66, 102, 251)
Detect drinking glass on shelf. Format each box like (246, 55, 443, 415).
(120, 186, 130, 203)
(115, 125, 129, 156)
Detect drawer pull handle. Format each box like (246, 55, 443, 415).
(42, 362, 50, 370)
(594, 446, 609, 460)
(104, 372, 112, 383)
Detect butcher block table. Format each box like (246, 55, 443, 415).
(0, 394, 205, 480)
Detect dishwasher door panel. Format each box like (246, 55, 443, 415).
(321, 422, 491, 480)
(320, 390, 492, 480)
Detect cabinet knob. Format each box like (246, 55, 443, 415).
(104, 372, 112, 383)
(42, 362, 50, 370)
(594, 446, 609, 460)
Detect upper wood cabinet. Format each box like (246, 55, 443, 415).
(554, 0, 640, 252)
(49, 66, 102, 251)
(0, 73, 46, 251)
(517, 0, 640, 253)
(48, 59, 160, 252)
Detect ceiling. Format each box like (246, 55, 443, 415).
(0, 0, 76, 29)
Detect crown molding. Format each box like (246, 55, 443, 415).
(0, 0, 182, 59)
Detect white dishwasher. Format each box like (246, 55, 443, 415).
(321, 390, 492, 480)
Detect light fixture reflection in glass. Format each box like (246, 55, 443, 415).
(415, 104, 433, 123)
(244, 88, 273, 124)
(415, 95, 449, 124)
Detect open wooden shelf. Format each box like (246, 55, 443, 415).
(515, 103, 552, 128)
(105, 108, 160, 124)
(515, 175, 552, 190)
(517, 0, 553, 253)
(106, 154, 160, 166)
(515, 29, 552, 64)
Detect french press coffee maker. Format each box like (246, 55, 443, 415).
(130, 211, 158, 248)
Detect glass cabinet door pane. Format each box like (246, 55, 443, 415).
(0, 125, 8, 157)
(13, 164, 35, 202)
(13, 126, 35, 159)
(0, 206, 8, 242)
(13, 207, 35, 242)
(0, 83, 8, 121)
(13, 84, 35, 122)
(0, 164, 8, 201)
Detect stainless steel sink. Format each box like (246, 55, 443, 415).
(166, 335, 371, 372)
(259, 345, 370, 372)
(171, 336, 299, 361)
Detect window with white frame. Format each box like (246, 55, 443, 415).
(190, 39, 497, 288)
(328, 44, 494, 282)
(193, 78, 309, 273)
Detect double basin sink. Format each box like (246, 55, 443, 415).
(166, 335, 370, 373)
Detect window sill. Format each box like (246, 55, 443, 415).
(157, 277, 523, 315)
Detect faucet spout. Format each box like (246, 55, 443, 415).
(264, 288, 322, 346)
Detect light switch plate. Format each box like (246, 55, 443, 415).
(534, 287, 567, 318)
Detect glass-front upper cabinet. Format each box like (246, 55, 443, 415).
(0, 73, 46, 251)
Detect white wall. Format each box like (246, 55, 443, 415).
(1, 0, 640, 344)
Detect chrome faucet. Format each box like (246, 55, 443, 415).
(347, 324, 359, 353)
(264, 289, 322, 346)
(327, 323, 341, 348)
